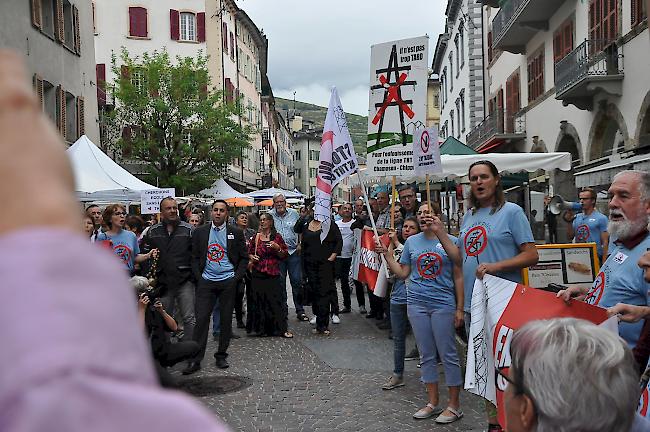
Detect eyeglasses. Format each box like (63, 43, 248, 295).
(495, 366, 536, 411)
(495, 367, 516, 387)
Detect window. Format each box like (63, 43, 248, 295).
(487, 31, 493, 63)
(310, 186, 316, 197)
(65, 91, 77, 140)
(632, 0, 647, 26)
(440, 77, 445, 108)
(553, 19, 574, 65)
(128, 7, 147, 38)
(222, 23, 228, 54)
(43, 80, 56, 124)
(310, 149, 319, 160)
(527, 48, 544, 102)
(450, 110, 455, 137)
(454, 35, 460, 76)
(31, 0, 79, 53)
(38, 0, 56, 39)
(459, 25, 465, 68)
(449, 53, 454, 90)
(460, 92, 466, 132)
(310, 168, 317, 178)
(456, 102, 461, 136)
(230, 32, 235, 60)
(434, 94, 440, 108)
(294, 168, 301, 178)
(294, 150, 301, 160)
(131, 69, 145, 92)
(505, 70, 521, 133)
(180, 12, 196, 41)
(589, 0, 618, 42)
(96, 63, 106, 106)
(63, 1, 73, 49)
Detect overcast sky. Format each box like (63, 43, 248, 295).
(240, 0, 446, 116)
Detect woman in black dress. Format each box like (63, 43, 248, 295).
(247, 213, 293, 338)
(298, 209, 342, 335)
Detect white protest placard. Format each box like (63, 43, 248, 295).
(366, 35, 429, 178)
(413, 126, 441, 176)
(141, 188, 175, 214)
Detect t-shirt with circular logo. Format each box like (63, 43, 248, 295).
(96, 229, 140, 271)
(399, 232, 457, 310)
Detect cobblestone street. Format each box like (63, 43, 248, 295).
(172, 288, 487, 432)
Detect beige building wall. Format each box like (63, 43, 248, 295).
(426, 78, 441, 130)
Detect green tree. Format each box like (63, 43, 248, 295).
(107, 49, 252, 194)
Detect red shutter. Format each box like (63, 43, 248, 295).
(230, 33, 235, 60)
(73, 5, 81, 54)
(31, 0, 42, 30)
(56, 85, 66, 140)
(33, 74, 44, 110)
(170, 9, 179, 40)
(55, 0, 64, 43)
(197, 12, 206, 42)
(224, 78, 232, 103)
(96, 64, 106, 106)
(77, 96, 85, 138)
(223, 23, 229, 53)
(129, 7, 147, 38)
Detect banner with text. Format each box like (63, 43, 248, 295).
(353, 230, 389, 294)
(141, 188, 175, 214)
(367, 35, 429, 178)
(413, 126, 442, 176)
(464, 275, 610, 428)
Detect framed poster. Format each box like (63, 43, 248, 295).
(523, 243, 600, 289)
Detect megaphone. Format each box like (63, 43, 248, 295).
(549, 195, 582, 215)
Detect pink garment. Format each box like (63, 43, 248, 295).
(0, 229, 229, 432)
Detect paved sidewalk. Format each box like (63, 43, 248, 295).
(172, 294, 488, 431)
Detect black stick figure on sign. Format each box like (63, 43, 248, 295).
(371, 44, 416, 148)
(464, 226, 488, 266)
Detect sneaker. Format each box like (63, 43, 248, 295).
(404, 347, 420, 361)
(381, 375, 404, 390)
(416, 362, 421, 368)
(359, 305, 367, 314)
(331, 314, 341, 324)
(309, 316, 317, 325)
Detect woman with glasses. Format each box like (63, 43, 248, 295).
(96, 204, 155, 275)
(378, 202, 464, 424)
(458, 160, 538, 431)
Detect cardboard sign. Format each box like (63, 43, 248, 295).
(413, 126, 442, 176)
(523, 243, 599, 289)
(141, 188, 175, 214)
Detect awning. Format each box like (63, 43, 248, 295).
(574, 153, 650, 188)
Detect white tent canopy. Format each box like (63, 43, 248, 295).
(248, 187, 304, 200)
(363, 152, 572, 181)
(66, 135, 157, 202)
(199, 178, 252, 200)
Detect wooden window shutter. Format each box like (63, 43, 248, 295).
(33, 74, 44, 110)
(197, 12, 206, 42)
(56, 85, 66, 139)
(55, 0, 65, 43)
(77, 96, 85, 138)
(31, 0, 42, 30)
(73, 6, 81, 54)
(96, 64, 106, 105)
(121, 126, 133, 157)
(230, 33, 235, 59)
(170, 9, 179, 40)
(223, 23, 228, 52)
(129, 7, 147, 38)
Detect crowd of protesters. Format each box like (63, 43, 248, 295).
(3, 50, 649, 432)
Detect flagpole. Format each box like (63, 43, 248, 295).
(356, 171, 391, 280)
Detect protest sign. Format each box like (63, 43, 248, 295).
(464, 275, 610, 428)
(367, 36, 428, 177)
(413, 126, 442, 176)
(523, 243, 599, 288)
(141, 188, 175, 214)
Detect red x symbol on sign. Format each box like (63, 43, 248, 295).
(371, 73, 415, 125)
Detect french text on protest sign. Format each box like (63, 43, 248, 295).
(141, 188, 175, 214)
(413, 126, 441, 176)
(366, 35, 429, 177)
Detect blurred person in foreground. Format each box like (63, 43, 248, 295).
(502, 318, 644, 432)
(0, 49, 228, 431)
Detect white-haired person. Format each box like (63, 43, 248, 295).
(502, 318, 647, 432)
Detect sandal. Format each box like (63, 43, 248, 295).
(413, 403, 443, 419)
(435, 406, 463, 424)
(282, 331, 294, 338)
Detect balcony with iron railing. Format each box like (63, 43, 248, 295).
(492, 0, 566, 54)
(466, 108, 526, 152)
(555, 39, 624, 111)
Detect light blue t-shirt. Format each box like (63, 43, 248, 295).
(572, 210, 608, 257)
(399, 232, 458, 310)
(391, 279, 407, 305)
(584, 233, 650, 347)
(458, 202, 535, 312)
(202, 224, 235, 282)
(96, 229, 140, 271)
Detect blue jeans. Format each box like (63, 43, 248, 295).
(212, 298, 220, 335)
(390, 302, 408, 376)
(408, 303, 462, 386)
(280, 252, 304, 315)
(160, 279, 196, 341)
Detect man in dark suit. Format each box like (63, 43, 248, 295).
(183, 200, 248, 374)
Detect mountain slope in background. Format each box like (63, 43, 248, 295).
(276, 97, 367, 156)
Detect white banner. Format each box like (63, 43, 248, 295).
(413, 126, 442, 176)
(367, 35, 429, 178)
(141, 188, 175, 214)
(315, 87, 359, 240)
